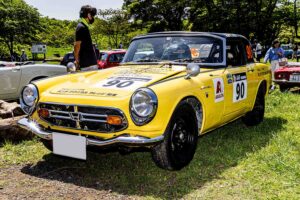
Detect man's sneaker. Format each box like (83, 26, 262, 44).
(270, 85, 276, 91)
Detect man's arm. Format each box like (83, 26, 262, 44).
(74, 41, 81, 70)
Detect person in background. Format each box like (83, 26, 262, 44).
(264, 39, 285, 90)
(74, 5, 98, 71)
(20, 49, 28, 61)
(119, 42, 123, 49)
(292, 43, 298, 60)
(254, 39, 262, 62)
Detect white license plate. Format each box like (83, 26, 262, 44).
(290, 74, 300, 82)
(53, 133, 86, 160)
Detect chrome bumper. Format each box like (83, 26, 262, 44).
(18, 118, 164, 147)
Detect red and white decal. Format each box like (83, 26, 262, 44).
(213, 78, 224, 102)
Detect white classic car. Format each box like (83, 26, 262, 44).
(0, 61, 67, 101)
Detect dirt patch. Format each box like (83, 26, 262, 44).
(0, 165, 134, 200)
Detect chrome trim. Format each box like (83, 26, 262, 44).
(48, 109, 107, 123)
(37, 102, 128, 133)
(18, 118, 164, 147)
(273, 79, 300, 84)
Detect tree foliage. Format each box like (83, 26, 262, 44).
(0, 0, 42, 55)
(124, 0, 300, 45)
(93, 9, 131, 49)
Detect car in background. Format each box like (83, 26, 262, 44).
(274, 62, 300, 91)
(60, 52, 75, 66)
(0, 61, 67, 101)
(281, 44, 293, 59)
(98, 50, 126, 69)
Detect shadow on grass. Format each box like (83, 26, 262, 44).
(0, 128, 33, 147)
(21, 116, 286, 199)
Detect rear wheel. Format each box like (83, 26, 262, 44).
(151, 102, 199, 170)
(242, 85, 265, 126)
(279, 85, 289, 92)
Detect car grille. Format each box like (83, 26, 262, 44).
(38, 103, 127, 133)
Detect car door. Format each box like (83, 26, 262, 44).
(222, 38, 249, 121)
(0, 65, 22, 99)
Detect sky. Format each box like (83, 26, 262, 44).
(24, 0, 124, 20)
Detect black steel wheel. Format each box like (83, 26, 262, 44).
(242, 84, 265, 126)
(151, 101, 199, 170)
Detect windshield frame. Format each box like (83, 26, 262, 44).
(122, 33, 226, 67)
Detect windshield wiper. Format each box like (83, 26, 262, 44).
(171, 58, 203, 63)
(135, 58, 160, 62)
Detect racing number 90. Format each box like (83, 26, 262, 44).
(236, 82, 245, 100)
(103, 80, 134, 88)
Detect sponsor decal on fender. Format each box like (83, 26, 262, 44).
(213, 78, 224, 102)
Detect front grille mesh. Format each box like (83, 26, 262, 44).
(38, 103, 127, 133)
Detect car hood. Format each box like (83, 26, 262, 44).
(46, 64, 187, 98)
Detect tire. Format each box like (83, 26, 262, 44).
(279, 85, 289, 92)
(242, 85, 265, 126)
(151, 101, 199, 170)
(41, 139, 53, 151)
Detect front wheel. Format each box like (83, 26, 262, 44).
(242, 85, 265, 126)
(151, 102, 199, 170)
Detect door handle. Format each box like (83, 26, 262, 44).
(11, 67, 21, 72)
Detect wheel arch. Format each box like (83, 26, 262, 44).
(164, 95, 204, 136)
(250, 80, 267, 110)
(30, 76, 48, 83)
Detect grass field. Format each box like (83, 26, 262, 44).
(0, 89, 299, 199)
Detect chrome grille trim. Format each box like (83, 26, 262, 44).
(48, 110, 107, 123)
(38, 102, 128, 133)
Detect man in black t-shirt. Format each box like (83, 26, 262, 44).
(74, 5, 97, 71)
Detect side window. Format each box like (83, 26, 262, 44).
(109, 54, 118, 62)
(116, 53, 125, 62)
(226, 40, 246, 67)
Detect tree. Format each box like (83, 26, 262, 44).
(190, 0, 288, 45)
(0, 0, 42, 56)
(94, 9, 131, 48)
(123, 0, 190, 32)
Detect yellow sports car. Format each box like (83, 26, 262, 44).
(18, 32, 271, 170)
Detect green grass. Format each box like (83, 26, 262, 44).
(0, 90, 300, 199)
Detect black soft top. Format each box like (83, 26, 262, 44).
(132, 31, 247, 41)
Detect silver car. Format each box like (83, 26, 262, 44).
(0, 61, 67, 101)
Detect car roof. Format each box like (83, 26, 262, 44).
(101, 50, 126, 54)
(132, 31, 247, 41)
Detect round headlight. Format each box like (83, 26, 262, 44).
(130, 88, 158, 125)
(21, 84, 38, 107)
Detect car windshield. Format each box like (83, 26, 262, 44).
(123, 35, 224, 65)
(99, 53, 108, 61)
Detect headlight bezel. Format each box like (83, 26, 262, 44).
(20, 84, 39, 114)
(130, 88, 158, 126)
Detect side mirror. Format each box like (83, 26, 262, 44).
(185, 63, 200, 79)
(66, 62, 76, 72)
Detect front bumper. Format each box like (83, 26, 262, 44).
(273, 79, 300, 84)
(18, 118, 164, 147)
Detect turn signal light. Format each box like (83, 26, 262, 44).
(107, 115, 122, 125)
(38, 108, 49, 118)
